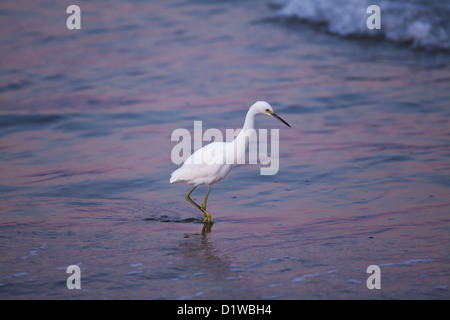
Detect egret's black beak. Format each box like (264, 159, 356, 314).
(270, 112, 291, 128)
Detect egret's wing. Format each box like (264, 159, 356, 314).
(185, 141, 226, 166)
(170, 142, 227, 184)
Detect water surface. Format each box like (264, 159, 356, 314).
(0, 0, 449, 299)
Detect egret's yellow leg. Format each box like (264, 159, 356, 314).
(184, 185, 213, 223)
(185, 186, 201, 210)
(201, 185, 212, 210)
(201, 185, 213, 223)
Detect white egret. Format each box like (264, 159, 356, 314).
(170, 101, 290, 224)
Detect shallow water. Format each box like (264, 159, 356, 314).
(0, 0, 449, 299)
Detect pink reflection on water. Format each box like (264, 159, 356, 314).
(0, 0, 449, 299)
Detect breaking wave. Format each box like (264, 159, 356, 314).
(268, 0, 450, 51)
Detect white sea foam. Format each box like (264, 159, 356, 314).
(268, 0, 450, 51)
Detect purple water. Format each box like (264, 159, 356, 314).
(0, 0, 449, 299)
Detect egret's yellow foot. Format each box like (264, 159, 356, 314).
(202, 209, 213, 223)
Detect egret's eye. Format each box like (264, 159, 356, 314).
(265, 109, 270, 112)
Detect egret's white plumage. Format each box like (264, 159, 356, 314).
(170, 141, 232, 186)
(170, 101, 290, 223)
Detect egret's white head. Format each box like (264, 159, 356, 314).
(250, 101, 291, 128)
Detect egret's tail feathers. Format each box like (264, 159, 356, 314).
(170, 168, 183, 184)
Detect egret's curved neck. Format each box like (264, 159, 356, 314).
(227, 108, 257, 164)
(242, 108, 256, 132)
